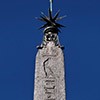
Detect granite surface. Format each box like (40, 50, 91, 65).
(34, 42, 66, 100)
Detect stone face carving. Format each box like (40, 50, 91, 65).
(34, 42, 66, 100)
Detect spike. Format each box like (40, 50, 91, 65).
(53, 10, 60, 21)
(36, 17, 45, 22)
(49, 8, 53, 21)
(56, 15, 67, 21)
(39, 24, 48, 29)
(41, 12, 47, 18)
(40, 16, 50, 22)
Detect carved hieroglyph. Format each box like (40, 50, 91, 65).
(34, 42, 66, 100)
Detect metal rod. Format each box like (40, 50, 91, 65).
(49, 0, 53, 12)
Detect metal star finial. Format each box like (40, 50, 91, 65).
(37, 0, 66, 32)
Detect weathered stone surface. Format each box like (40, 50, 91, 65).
(34, 42, 66, 100)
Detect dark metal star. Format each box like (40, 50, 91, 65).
(37, 9, 66, 32)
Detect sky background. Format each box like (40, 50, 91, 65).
(0, 0, 100, 100)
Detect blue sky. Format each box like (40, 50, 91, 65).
(0, 0, 100, 100)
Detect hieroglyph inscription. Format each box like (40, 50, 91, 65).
(43, 58, 57, 100)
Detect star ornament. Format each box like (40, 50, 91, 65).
(37, 9, 66, 33)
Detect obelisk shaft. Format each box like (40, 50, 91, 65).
(34, 42, 66, 100)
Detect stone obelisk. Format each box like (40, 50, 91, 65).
(33, 1, 66, 100)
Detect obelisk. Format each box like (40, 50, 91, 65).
(33, 1, 66, 100)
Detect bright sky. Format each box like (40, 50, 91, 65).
(0, 0, 100, 100)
